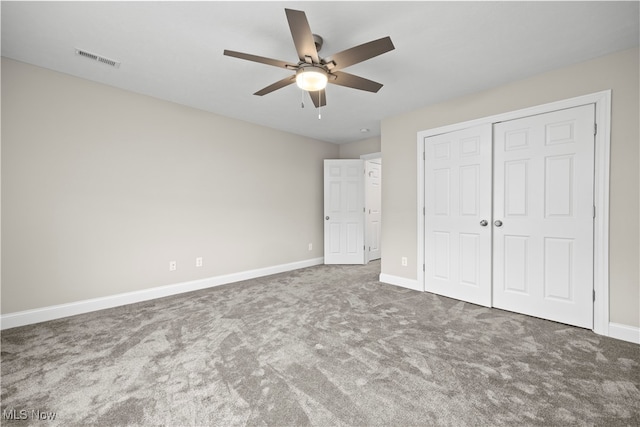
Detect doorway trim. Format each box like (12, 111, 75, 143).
(416, 90, 611, 336)
(360, 151, 382, 160)
(364, 158, 382, 263)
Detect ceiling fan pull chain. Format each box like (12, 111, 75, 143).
(301, 89, 305, 108)
(318, 91, 322, 119)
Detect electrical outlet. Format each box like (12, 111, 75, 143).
(308, 243, 313, 251)
(401, 257, 408, 267)
(196, 257, 203, 267)
(169, 261, 177, 271)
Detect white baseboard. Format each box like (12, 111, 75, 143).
(608, 322, 640, 344)
(6, 260, 637, 346)
(1, 257, 324, 330)
(379, 273, 422, 292)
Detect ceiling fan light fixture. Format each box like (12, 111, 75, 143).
(296, 66, 328, 91)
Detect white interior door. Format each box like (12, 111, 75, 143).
(493, 104, 595, 328)
(324, 159, 365, 264)
(365, 160, 382, 262)
(424, 124, 493, 307)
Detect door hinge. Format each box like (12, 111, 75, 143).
(423, 207, 425, 216)
(423, 264, 425, 272)
(593, 289, 596, 302)
(594, 123, 597, 135)
(593, 205, 596, 219)
(363, 207, 365, 213)
(423, 151, 425, 160)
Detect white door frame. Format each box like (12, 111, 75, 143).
(364, 158, 382, 263)
(361, 152, 382, 263)
(416, 90, 611, 337)
(361, 152, 382, 161)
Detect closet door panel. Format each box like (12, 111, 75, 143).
(493, 104, 595, 328)
(424, 124, 492, 307)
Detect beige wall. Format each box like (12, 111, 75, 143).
(1, 58, 339, 314)
(381, 47, 639, 327)
(338, 136, 381, 159)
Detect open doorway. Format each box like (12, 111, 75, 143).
(323, 152, 382, 265)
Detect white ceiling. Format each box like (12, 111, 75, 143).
(2, 1, 638, 144)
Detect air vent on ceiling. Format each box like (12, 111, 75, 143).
(75, 48, 121, 68)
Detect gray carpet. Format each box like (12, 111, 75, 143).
(1, 261, 639, 426)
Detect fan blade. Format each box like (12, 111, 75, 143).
(308, 89, 327, 108)
(324, 36, 394, 71)
(330, 71, 383, 93)
(254, 75, 296, 96)
(224, 50, 294, 69)
(285, 9, 319, 64)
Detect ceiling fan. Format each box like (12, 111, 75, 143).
(223, 8, 395, 109)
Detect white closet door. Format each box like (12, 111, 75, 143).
(493, 104, 595, 328)
(424, 124, 493, 307)
(324, 159, 365, 264)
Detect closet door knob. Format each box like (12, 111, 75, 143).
(480, 220, 488, 227)
(325, 216, 330, 220)
(494, 220, 503, 227)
